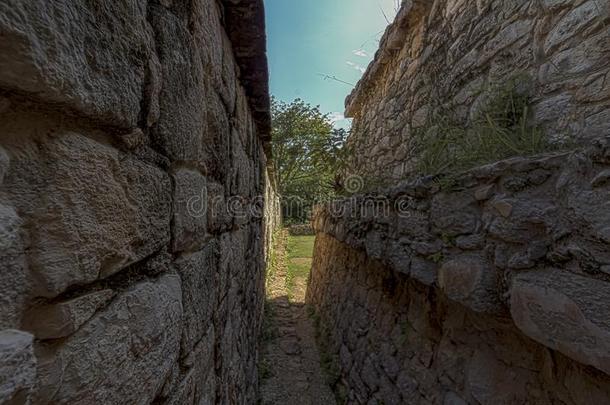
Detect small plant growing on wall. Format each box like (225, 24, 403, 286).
(410, 74, 563, 188)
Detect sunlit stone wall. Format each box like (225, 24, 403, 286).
(345, 0, 609, 181)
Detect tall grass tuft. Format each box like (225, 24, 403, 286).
(412, 75, 559, 183)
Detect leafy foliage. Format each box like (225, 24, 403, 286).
(271, 98, 348, 223)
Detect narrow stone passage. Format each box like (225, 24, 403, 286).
(260, 232, 336, 405)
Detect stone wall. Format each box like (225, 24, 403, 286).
(307, 138, 610, 404)
(345, 0, 610, 181)
(0, 1, 275, 404)
(265, 165, 282, 260)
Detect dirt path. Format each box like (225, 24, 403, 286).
(259, 233, 336, 405)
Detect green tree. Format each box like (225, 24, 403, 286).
(271, 98, 348, 223)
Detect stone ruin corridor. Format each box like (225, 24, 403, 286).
(0, 0, 609, 404)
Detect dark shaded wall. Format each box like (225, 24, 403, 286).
(308, 140, 610, 404)
(0, 0, 275, 403)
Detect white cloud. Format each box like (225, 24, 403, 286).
(346, 61, 366, 73)
(328, 112, 353, 130)
(328, 112, 345, 123)
(352, 49, 368, 57)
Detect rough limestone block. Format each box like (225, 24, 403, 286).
(387, 241, 413, 275)
(544, 0, 603, 53)
(438, 256, 502, 313)
(4, 132, 171, 297)
(410, 257, 437, 286)
(474, 184, 495, 201)
(510, 269, 610, 374)
(365, 231, 385, 260)
(467, 349, 529, 404)
(229, 130, 255, 197)
(431, 191, 479, 236)
(206, 181, 232, 234)
(480, 19, 532, 62)
(487, 199, 554, 244)
(203, 89, 232, 183)
(175, 243, 217, 354)
(23, 290, 114, 339)
(0, 330, 36, 404)
(581, 109, 610, 140)
(533, 93, 574, 126)
(149, 6, 206, 162)
(218, 34, 238, 114)
(0, 204, 28, 329)
(567, 189, 610, 246)
(0, 145, 9, 184)
(539, 30, 609, 86)
(444, 391, 467, 405)
(0, 0, 155, 128)
(166, 325, 216, 405)
(543, 0, 572, 10)
(172, 169, 208, 253)
(591, 169, 610, 188)
(0, 96, 10, 114)
(193, 0, 225, 91)
(35, 275, 182, 404)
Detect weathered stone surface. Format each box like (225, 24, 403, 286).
(510, 269, 610, 375)
(0, 204, 27, 330)
(172, 169, 208, 253)
(591, 169, 610, 188)
(175, 243, 217, 354)
(544, 0, 603, 53)
(467, 349, 529, 405)
(491, 199, 513, 218)
(438, 256, 502, 313)
(23, 290, 114, 339)
(206, 180, 232, 234)
(3, 132, 172, 297)
(474, 184, 495, 201)
(0, 146, 9, 184)
(481, 19, 532, 61)
(444, 391, 467, 405)
(0, 330, 36, 404)
(343, 0, 610, 181)
(0, 1, 273, 402)
(410, 257, 438, 286)
(149, 6, 206, 162)
(36, 274, 183, 404)
(310, 141, 610, 403)
(165, 325, 216, 405)
(431, 191, 479, 236)
(309, 231, 610, 405)
(0, 0, 155, 128)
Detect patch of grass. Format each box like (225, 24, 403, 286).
(285, 235, 316, 298)
(411, 74, 566, 188)
(427, 252, 444, 264)
(258, 356, 274, 381)
(287, 235, 316, 258)
(440, 232, 456, 246)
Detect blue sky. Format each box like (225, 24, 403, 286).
(265, 0, 398, 128)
